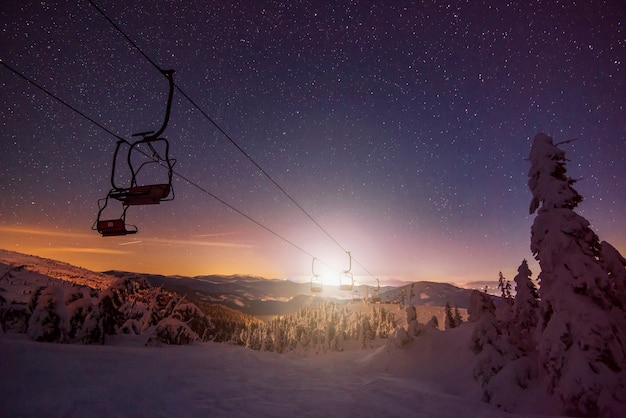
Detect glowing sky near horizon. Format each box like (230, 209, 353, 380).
(1, 1, 625, 286)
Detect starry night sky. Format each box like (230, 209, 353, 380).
(1, 1, 625, 286)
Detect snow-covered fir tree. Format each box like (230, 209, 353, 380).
(444, 301, 456, 330)
(469, 277, 538, 411)
(510, 260, 539, 354)
(528, 132, 626, 417)
(468, 290, 509, 399)
(27, 285, 69, 343)
(599, 240, 626, 309)
(405, 304, 420, 336)
(453, 306, 463, 327)
(19, 277, 215, 346)
(495, 274, 515, 325)
(497, 272, 513, 305)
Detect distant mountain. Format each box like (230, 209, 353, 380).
(103, 271, 326, 316)
(1, 250, 479, 317)
(105, 272, 479, 315)
(380, 282, 477, 309)
(459, 280, 501, 295)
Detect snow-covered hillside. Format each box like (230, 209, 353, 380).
(0, 249, 561, 416)
(0, 327, 561, 417)
(0, 250, 567, 417)
(0, 249, 115, 299)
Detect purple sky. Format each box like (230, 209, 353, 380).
(1, 1, 624, 286)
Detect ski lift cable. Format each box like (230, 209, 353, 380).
(85, 0, 380, 283)
(86, 0, 347, 252)
(0, 58, 340, 272)
(86, 0, 165, 76)
(0, 59, 125, 143)
(172, 83, 348, 252)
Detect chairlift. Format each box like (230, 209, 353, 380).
(108, 70, 176, 206)
(93, 69, 176, 236)
(109, 183, 171, 206)
(310, 257, 323, 293)
(371, 278, 381, 303)
(92, 197, 137, 236)
(96, 219, 138, 236)
(339, 271, 353, 291)
(339, 251, 354, 291)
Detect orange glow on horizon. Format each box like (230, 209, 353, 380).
(4, 223, 622, 286)
(0, 225, 279, 277)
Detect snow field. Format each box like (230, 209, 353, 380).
(0, 333, 539, 418)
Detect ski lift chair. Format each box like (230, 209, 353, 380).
(110, 183, 171, 206)
(371, 278, 381, 303)
(108, 134, 175, 206)
(310, 257, 323, 292)
(92, 69, 176, 237)
(311, 275, 323, 293)
(339, 271, 354, 291)
(339, 251, 354, 291)
(95, 218, 138, 236)
(105, 70, 176, 206)
(93, 196, 138, 237)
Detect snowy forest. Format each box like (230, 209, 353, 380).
(0, 273, 397, 352)
(462, 133, 626, 417)
(1, 133, 625, 417)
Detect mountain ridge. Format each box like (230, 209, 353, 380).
(1, 249, 480, 316)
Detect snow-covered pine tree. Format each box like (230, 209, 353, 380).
(510, 259, 539, 354)
(405, 304, 419, 336)
(505, 281, 512, 303)
(468, 290, 508, 399)
(171, 302, 214, 342)
(146, 317, 198, 346)
(497, 272, 513, 305)
(1, 302, 29, 333)
(27, 286, 69, 343)
(65, 287, 96, 341)
(528, 132, 626, 417)
(444, 301, 456, 330)
(496, 273, 515, 324)
(497, 272, 506, 300)
(599, 241, 626, 309)
(469, 281, 538, 410)
(453, 306, 463, 327)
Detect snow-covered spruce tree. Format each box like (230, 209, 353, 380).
(405, 304, 420, 336)
(468, 290, 513, 400)
(146, 317, 199, 346)
(495, 273, 515, 324)
(375, 306, 396, 338)
(528, 133, 626, 417)
(509, 259, 539, 354)
(497, 272, 513, 305)
(600, 240, 626, 309)
(497, 272, 506, 300)
(27, 286, 69, 343)
(171, 302, 214, 342)
(64, 287, 97, 342)
(468, 288, 529, 407)
(1, 302, 30, 333)
(453, 306, 463, 327)
(444, 301, 456, 330)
